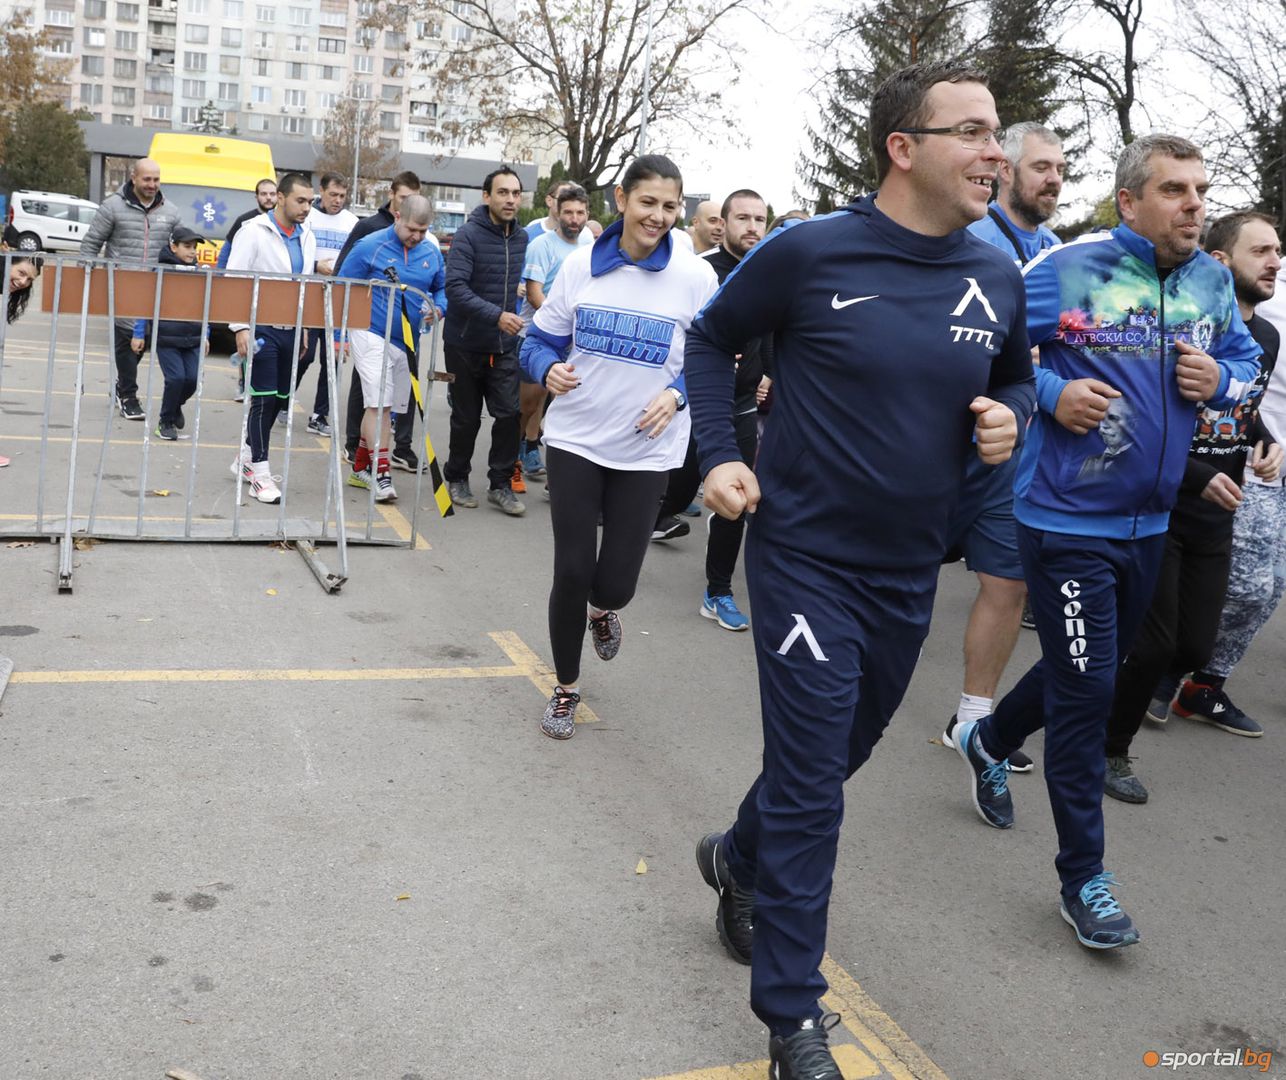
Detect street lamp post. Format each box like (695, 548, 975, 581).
(638, 0, 654, 154)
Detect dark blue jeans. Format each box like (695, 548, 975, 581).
(156, 345, 200, 425)
(979, 523, 1165, 896)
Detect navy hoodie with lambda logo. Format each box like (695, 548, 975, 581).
(685, 194, 1036, 570)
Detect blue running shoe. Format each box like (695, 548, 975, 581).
(1060, 872, 1140, 949)
(521, 447, 546, 477)
(953, 718, 1013, 829)
(701, 591, 749, 631)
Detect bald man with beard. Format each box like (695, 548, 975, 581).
(80, 157, 184, 420)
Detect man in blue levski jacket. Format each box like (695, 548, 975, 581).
(685, 61, 1036, 1079)
(951, 134, 1261, 951)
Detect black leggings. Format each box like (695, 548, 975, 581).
(546, 446, 669, 685)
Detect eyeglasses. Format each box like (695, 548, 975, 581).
(895, 124, 1005, 150)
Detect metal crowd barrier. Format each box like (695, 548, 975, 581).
(0, 252, 448, 593)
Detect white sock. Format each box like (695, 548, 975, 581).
(587, 604, 606, 620)
(957, 693, 993, 724)
(558, 684, 579, 696)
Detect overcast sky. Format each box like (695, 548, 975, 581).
(656, 0, 1252, 221)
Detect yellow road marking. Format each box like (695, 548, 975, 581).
(821, 955, 949, 1080)
(374, 501, 432, 550)
(650, 1044, 879, 1080)
(489, 630, 600, 724)
(10, 665, 529, 685)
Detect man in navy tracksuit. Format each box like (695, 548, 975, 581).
(686, 62, 1036, 1078)
(951, 135, 1262, 950)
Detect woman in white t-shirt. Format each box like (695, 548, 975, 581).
(520, 155, 718, 739)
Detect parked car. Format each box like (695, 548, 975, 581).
(6, 191, 100, 253)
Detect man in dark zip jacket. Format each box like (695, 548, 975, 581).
(442, 167, 528, 515)
(953, 135, 1261, 951)
(685, 62, 1035, 1078)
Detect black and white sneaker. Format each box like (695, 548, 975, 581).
(695, 832, 754, 965)
(650, 515, 690, 542)
(118, 395, 144, 420)
(541, 686, 580, 740)
(391, 447, 420, 473)
(944, 714, 1032, 773)
(307, 414, 332, 437)
(588, 610, 622, 661)
(769, 1014, 843, 1079)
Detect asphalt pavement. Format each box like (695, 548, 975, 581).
(0, 312, 1282, 1080)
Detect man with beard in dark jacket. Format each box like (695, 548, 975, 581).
(442, 167, 528, 515)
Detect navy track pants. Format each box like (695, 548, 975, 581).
(722, 527, 936, 1035)
(978, 523, 1165, 896)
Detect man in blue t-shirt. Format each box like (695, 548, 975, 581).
(518, 184, 589, 478)
(940, 123, 1067, 772)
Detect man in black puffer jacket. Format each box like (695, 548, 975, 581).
(130, 226, 208, 441)
(442, 167, 528, 515)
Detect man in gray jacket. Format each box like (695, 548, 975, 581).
(79, 158, 182, 420)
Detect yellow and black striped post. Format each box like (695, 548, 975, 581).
(398, 287, 453, 518)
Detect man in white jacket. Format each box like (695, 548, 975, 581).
(225, 172, 317, 503)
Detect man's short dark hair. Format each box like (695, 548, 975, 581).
(277, 172, 312, 198)
(869, 60, 990, 184)
(1205, 210, 1279, 256)
(255, 177, 276, 193)
(390, 170, 421, 193)
(555, 184, 588, 210)
(483, 167, 522, 195)
(720, 188, 765, 221)
(318, 172, 347, 191)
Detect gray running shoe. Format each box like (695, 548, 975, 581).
(447, 480, 478, 508)
(487, 485, 526, 516)
(542, 685, 580, 740)
(1104, 755, 1148, 804)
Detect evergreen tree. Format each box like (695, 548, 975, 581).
(799, 0, 972, 209)
(0, 101, 89, 197)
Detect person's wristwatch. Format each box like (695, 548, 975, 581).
(668, 387, 687, 411)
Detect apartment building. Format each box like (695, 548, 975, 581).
(5, 0, 542, 221)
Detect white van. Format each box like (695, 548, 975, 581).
(6, 191, 101, 252)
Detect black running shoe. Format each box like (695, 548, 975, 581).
(769, 1014, 843, 1079)
(650, 515, 690, 542)
(695, 832, 754, 965)
(588, 610, 622, 661)
(1020, 599, 1036, 630)
(118, 395, 144, 420)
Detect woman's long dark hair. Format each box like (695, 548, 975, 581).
(6, 256, 41, 324)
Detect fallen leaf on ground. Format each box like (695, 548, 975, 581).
(396, 893, 411, 901)
(635, 859, 648, 875)
(73, 538, 98, 550)
(265, 588, 277, 596)
(6, 541, 34, 548)
(151, 489, 171, 497)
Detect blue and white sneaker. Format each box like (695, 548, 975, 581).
(953, 718, 1013, 829)
(701, 591, 749, 631)
(521, 447, 545, 477)
(1060, 872, 1140, 949)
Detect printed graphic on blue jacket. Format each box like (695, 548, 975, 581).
(1192, 367, 1270, 455)
(1075, 395, 1136, 484)
(573, 305, 675, 367)
(1014, 226, 1262, 540)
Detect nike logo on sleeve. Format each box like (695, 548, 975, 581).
(831, 293, 879, 309)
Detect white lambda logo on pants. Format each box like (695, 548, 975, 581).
(777, 614, 830, 662)
(1060, 579, 1090, 672)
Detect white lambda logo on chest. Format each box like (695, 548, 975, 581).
(949, 276, 999, 350)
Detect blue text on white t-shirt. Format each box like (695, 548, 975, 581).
(574, 305, 676, 367)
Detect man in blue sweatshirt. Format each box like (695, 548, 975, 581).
(951, 134, 1262, 952)
(686, 61, 1036, 1079)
